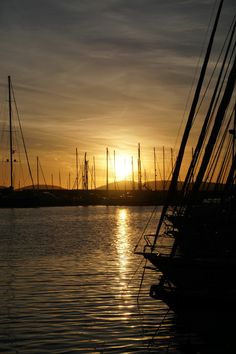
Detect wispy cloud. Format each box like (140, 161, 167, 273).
(0, 0, 235, 185)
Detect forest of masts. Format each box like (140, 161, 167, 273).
(2, 143, 176, 191)
(34, 143, 175, 191)
(1, 76, 176, 191)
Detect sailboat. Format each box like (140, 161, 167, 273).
(0, 76, 39, 207)
(137, 0, 236, 309)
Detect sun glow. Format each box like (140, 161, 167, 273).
(115, 155, 132, 181)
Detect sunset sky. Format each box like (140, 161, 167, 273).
(0, 0, 235, 188)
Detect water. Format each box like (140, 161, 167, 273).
(0, 206, 182, 353)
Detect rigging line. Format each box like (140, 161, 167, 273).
(188, 18, 236, 190)
(218, 140, 233, 185)
(136, 258, 147, 338)
(225, 152, 236, 188)
(72, 179, 76, 189)
(191, 56, 235, 198)
(210, 129, 231, 186)
(156, 159, 162, 181)
(152, 0, 225, 250)
(219, 138, 233, 184)
(14, 128, 28, 187)
(199, 106, 232, 187)
(207, 108, 234, 185)
(206, 135, 230, 187)
(10, 81, 35, 189)
(147, 308, 171, 352)
(182, 26, 236, 197)
(39, 159, 48, 189)
(0, 105, 8, 143)
(133, 206, 158, 252)
(172, 0, 221, 152)
(122, 257, 145, 298)
(183, 41, 235, 201)
(192, 15, 236, 126)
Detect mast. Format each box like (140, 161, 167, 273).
(106, 147, 109, 191)
(59, 170, 61, 188)
(138, 143, 142, 191)
(131, 156, 135, 190)
(37, 156, 39, 189)
(162, 146, 165, 191)
(191, 147, 194, 184)
(152, 0, 224, 248)
(113, 150, 117, 190)
(93, 156, 96, 189)
(182, 17, 236, 197)
(83, 152, 88, 190)
(169, 0, 224, 196)
(192, 58, 236, 196)
(171, 148, 174, 178)
(154, 147, 157, 191)
(76, 148, 79, 190)
(8, 75, 13, 189)
(124, 158, 126, 191)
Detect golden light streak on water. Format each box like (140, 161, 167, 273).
(116, 208, 130, 275)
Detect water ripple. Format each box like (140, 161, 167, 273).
(0, 206, 180, 353)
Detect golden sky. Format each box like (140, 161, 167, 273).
(0, 0, 235, 188)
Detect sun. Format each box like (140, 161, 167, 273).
(115, 155, 132, 181)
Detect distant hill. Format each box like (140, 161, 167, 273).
(97, 180, 177, 191)
(19, 185, 65, 190)
(96, 180, 220, 191)
(6, 180, 221, 192)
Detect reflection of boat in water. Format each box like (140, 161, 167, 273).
(137, 0, 236, 311)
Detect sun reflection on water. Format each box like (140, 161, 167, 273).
(116, 208, 130, 275)
(115, 208, 134, 315)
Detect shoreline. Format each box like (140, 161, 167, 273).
(0, 188, 222, 208)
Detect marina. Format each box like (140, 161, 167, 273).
(0, 0, 235, 352)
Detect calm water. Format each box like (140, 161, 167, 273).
(0, 206, 184, 353)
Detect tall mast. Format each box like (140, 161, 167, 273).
(138, 143, 142, 191)
(131, 156, 135, 190)
(8, 75, 13, 189)
(152, 0, 224, 248)
(163, 146, 165, 191)
(169, 0, 224, 196)
(76, 148, 79, 190)
(113, 150, 117, 190)
(171, 148, 174, 178)
(93, 156, 96, 189)
(106, 147, 109, 191)
(154, 147, 157, 191)
(124, 158, 126, 191)
(37, 156, 39, 189)
(59, 170, 61, 188)
(83, 152, 88, 190)
(192, 58, 236, 196)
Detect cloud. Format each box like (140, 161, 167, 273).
(0, 0, 235, 186)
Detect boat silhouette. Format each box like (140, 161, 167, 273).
(137, 0, 236, 310)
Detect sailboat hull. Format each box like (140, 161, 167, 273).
(144, 252, 236, 308)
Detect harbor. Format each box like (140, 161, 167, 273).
(0, 0, 235, 353)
